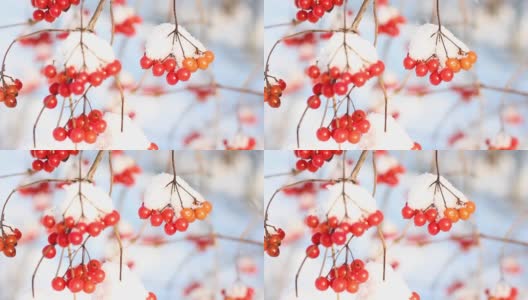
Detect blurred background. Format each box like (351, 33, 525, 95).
(264, 0, 528, 149)
(0, 150, 263, 299)
(0, 0, 263, 149)
(265, 150, 528, 299)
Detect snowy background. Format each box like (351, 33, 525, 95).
(0, 0, 263, 150)
(0, 150, 263, 300)
(264, 0, 528, 149)
(265, 150, 528, 299)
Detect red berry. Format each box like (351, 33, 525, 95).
(315, 277, 330, 291)
(52, 277, 66, 291)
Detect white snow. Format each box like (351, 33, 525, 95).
(376, 154, 400, 174)
(223, 283, 250, 298)
(324, 182, 377, 221)
(59, 182, 114, 222)
(145, 23, 207, 66)
(356, 262, 413, 300)
(96, 113, 152, 150)
(358, 113, 415, 150)
(143, 173, 205, 214)
(112, 153, 136, 174)
(406, 173, 467, 210)
(487, 133, 514, 149)
(408, 24, 469, 68)
(54, 31, 115, 73)
(378, 5, 400, 24)
(92, 262, 149, 300)
(317, 32, 378, 72)
(113, 5, 136, 24)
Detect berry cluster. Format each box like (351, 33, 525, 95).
(486, 135, 519, 150)
(146, 292, 158, 300)
(42, 61, 122, 101)
(53, 110, 108, 144)
(113, 0, 142, 36)
(377, 1, 406, 36)
(294, 0, 345, 23)
(20, 32, 54, 47)
(283, 182, 317, 196)
(317, 110, 371, 144)
(31, 0, 81, 23)
(0, 226, 22, 258)
(113, 164, 141, 186)
(138, 201, 213, 236)
(0, 77, 23, 108)
(409, 291, 421, 300)
(485, 285, 518, 300)
(19, 182, 52, 196)
(31, 150, 79, 172)
(264, 78, 286, 108)
(283, 32, 332, 47)
(314, 259, 369, 294)
(51, 260, 106, 294)
(139, 51, 215, 86)
(221, 285, 255, 300)
(305, 214, 383, 252)
(377, 165, 405, 185)
(401, 201, 476, 236)
(41, 211, 120, 251)
(294, 150, 343, 172)
(264, 228, 285, 257)
(403, 51, 477, 85)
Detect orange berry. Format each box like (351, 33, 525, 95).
(197, 57, 209, 70)
(458, 207, 470, 220)
(203, 51, 215, 63)
(5, 235, 17, 246)
(182, 58, 198, 72)
(202, 201, 212, 214)
(467, 51, 477, 64)
(446, 58, 461, 72)
(465, 201, 476, 214)
(459, 58, 472, 70)
(270, 85, 282, 96)
(194, 207, 207, 220)
(444, 208, 459, 223)
(180, 208, 195, 222)
(0, 239, 4, 251)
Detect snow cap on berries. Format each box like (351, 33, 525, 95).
(317, 32, 378, 72)
(223, 283, 252, 298)
(97, 113, 152, 150)
(358, 113, 415, 150)
(59, 182, 114, 222)
(145, 23, 207, 65)
(356, 262, 413, 300)
(92, 262, 149, 300)
(325, 182, 377, 221)
(408, 24, 469, 67)
(407, 173, 467, 210)
(143, 173, 204, 213)
(54, 32, 116, 73)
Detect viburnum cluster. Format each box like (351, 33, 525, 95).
(283, 32, 333, 48)
(294, 0, 345, 23)
(138, 173, 212, 236)
(263, 77, 286, 108)
(50, 259, 106, 294)
(486, 134, 519, 150)
(221, 284, 255, 300)
(0, 76, 23, 108)
(264, 227, 285, 257)
(53, 109, 109, 144)
(404, 24, 477, 85)
(375, 151, 405, 186)
(140, 23, 215, 86)
(31, 0, 81, 23)
(0, 225, 22, 258)
(294, 150, 343, 172)
(485, 283, 519, 300)
(30, 150, 79, 172)
(111, 151, 141, 186)
(317, 109, 371, 144)
(113, 0, 142, 37)
(314, 259, 369, 294)
(223, 134, 257, 150)
(376, 0, 406, 36)
(305, 213, 383, 252)
(402, 173, 476, 235)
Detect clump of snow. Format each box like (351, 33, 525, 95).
(356, 262, 413, 300)
(408, 24, 469, 67)
(317, 32, 378, 72)
(376, 153, 400, 174)
(223, 283, 251, 298)
(486, 133, 517, 149)
(407, 173, 467, 210)
(59, 182, 114, 222)
(358, 113, 415, 150)
(113, 4, 136, 24)
(143, 173, 204, 214)
(92, 262, 149, 300)
(112, 153, 136, 174)
(96, 113, 152, 150)
(54, 32, 115, 73)
(145, 23, 206, 65)
(324, 182, 377, 221)
(377, 5, 400, 24)
(486, 282, 514, 298)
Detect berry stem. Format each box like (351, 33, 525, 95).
(87, 150, 106, 181)
(351, 0, 372, 32)
(87, 0, 108, 31)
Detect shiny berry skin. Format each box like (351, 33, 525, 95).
(427, 222, 440, 235)
(438, 218, 452, 232)
(401, 205, 415, 219)
(306, 245, 320, 258)
(403, 56, 416, 69)
(315, 277, 330, 291)
(51, 277, 66, 291)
